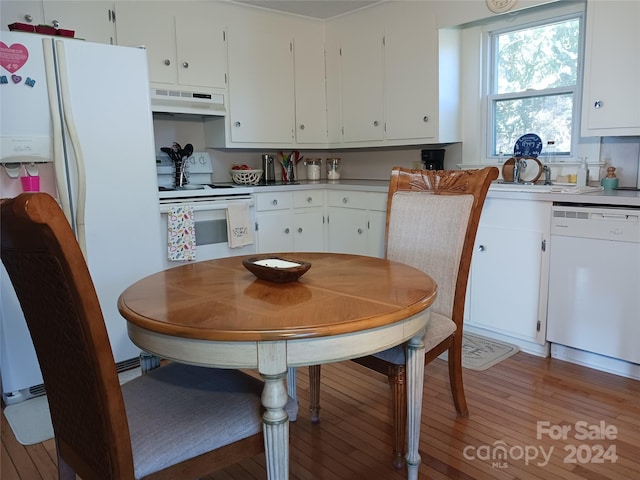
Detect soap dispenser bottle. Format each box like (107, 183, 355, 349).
(577, 157, 589, 187)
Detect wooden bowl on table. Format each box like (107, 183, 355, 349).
(242, 256, 311, 283)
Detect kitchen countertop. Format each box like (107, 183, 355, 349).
(247, 179, 640, 207)
(249, 179, 391, 193)
(486, 185, 640, 207)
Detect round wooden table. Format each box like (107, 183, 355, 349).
(118, 252, 437, 480)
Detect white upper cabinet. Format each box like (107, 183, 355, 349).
(174, 16, 226, 89)
(326, 2, 461, 147)
(293, 30, 328, 145)
(581, 0, 640, 136)
(1, 1, 116, 44)
(1, 1, 44, 28)
(115, 3, 226, 90)
(384, 5, 437, 141)
(225, 26, 295, 145)
(339, 27, 385, 143)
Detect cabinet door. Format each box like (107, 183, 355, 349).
(175, 16, 226, 89)
(256, 212, 294, 253)
(0, 1, 44, 31)
(293, 34, 327, 144)
(44, 1, 116, 44)
(340, 30, 384, 142)
(3, 1, 115, 44)
(581, 1, 640, 135)
(469, 225, 544, 342)
(227, 28, 295, 144)
(115, 4, 177, 85)
(328, 207, 368, 254)
(384, 9, 436, 141)
(294, 210, 325, 252)
(465, 198, 550, 345)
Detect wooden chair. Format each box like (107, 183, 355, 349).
(308, 166, 499, 468)
(0, 192, 296, 480)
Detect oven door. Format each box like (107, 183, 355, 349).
(159, 198, 256, 269)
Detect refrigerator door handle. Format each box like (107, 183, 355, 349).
(54, 39, 88, 256)
(43, 39, 74, 231)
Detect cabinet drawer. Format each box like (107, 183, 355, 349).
(369, 192, 388, 211)
(255, 192, 292, 211)
(327, 190, 370, 209)
(293, 190, 324, 208)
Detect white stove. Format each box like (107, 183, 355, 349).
(156, 151, 254, 200)
(156, 152, 257, 267)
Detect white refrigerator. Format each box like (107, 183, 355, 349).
(0, 31, 163, 403)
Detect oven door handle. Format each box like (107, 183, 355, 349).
(159, 200, 254, 214)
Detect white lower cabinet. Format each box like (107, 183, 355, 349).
(464, 197, 551, 354)
(327, 191, 387, 258)
(255, 190, 325, 253)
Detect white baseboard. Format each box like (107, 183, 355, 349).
(550, 344, 640, 381)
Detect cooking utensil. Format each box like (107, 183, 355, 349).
(183, 143, 193, 158)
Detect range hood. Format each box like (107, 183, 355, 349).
(150, 86, 226, 116)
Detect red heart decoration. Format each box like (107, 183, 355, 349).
(0, 42, 29, 74)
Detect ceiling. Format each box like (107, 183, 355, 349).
(232, 0, 381, 20)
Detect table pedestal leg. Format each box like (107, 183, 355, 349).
(406, 334, 426, 480)
(261, 371, 289, 480)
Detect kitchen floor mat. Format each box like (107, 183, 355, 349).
(3, 367, 142, 445)
(439, 333, 519, 371)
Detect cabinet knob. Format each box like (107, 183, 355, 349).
(594, 100, 603, 109)
(52, 19, 60, 28)
(182, 61, 189, 69)
(24, 14, 33, 22)
(373, 120, 379, 127)
(284, 228, 290, 234)
(272, 199, 278, 206)
(307, 197, 313, 203)
(298, 227, 303, 233)
(342, 197, 348, 204)
(299, 124, 305, 130)
(357, 228, 363, 234)
(234, 121, 241, 127)
(477, 245, 485, 252)
(423, 116, 429, 123)
(164, 59, 171, 66)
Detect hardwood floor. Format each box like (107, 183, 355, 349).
(3, 352, 639, 479)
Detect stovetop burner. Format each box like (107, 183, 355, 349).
(159, 184, 236, 192)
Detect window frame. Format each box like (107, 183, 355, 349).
(482, 4, 586, 162)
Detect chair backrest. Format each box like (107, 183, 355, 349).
(385, 167, 498, 327)
(1, 193, 135, 479)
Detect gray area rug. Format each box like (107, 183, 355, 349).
(3, 367, 142, 446)
(440, 332, 519, 371)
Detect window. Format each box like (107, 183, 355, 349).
(487, 9, 583, 160)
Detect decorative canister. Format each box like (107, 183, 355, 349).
(305, 158, 322, 181)
(326, 158, 341, 181)
(601, 167, 619, 190)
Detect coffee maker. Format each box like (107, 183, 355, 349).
(421, 149, 445, 170)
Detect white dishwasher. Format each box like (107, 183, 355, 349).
(547, 204, 640, 364)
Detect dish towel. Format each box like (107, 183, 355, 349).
(226, 202, 254, 248)
(167, 205, 196, 261)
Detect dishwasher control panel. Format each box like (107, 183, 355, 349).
(551, 206, 640, 243)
